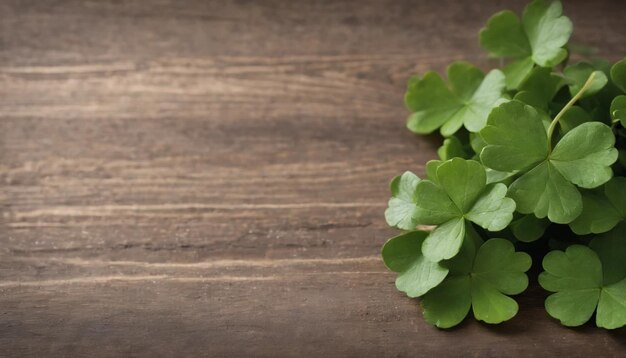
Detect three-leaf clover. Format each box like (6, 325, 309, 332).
(569, 177, 626, 235)
(421, 238, 532, 328)
(413, 158, 516, 261)
(381, 0, 626, 331)
(384, 171, 421, 230)
(539, 228, 626, 329)
(381, 231, 449, 297)
(480, 100, 618, 224)
(479, 0, 572, 89)
(405, 61, 506, 136)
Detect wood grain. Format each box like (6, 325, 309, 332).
(1, 0, 625, 356)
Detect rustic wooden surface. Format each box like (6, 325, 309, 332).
(1, 0, 625, 356)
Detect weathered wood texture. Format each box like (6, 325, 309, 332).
(1, 0, 625, 356)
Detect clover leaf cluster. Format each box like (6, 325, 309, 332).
(382, 0, 626, 330)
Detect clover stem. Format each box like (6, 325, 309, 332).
(547, 72, 597, 152)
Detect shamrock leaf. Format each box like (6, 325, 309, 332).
(381, 231, 449, 298)
(510, 214, 550, 243)
(437, 136, 471, 161)
(570, 177, 626, 235)
(611, 95, 626, 127)
(384, 171, 421, 230)
(405, 61, 506, 136)
(513, 66, 562, 110)
(563, 62, 608, 98)
(539, 230, 626, 329)
(479, 0, 572, 88)
(611, 57, 626, 93)
(422, 239, 532, 328)
(414, 158, 516, 261)
(480, 100, 618, 223)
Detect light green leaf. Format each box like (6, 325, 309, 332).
(425, 160, 443, 184)
(466, 183, 516, 231)
(479, 10, 531, 59)
(414, 159, 516, 261)
(479, 0, 572, 68)
(463, 71, 508, 133)
(422, 218, 466, 262)
(516, 66, 563, 109)
(414, 180, 460, 225)
(480, 101, 548, 172)
(563, 63, 608, 98)
(381, 231, 449, 298)
(384, 171, 421, 230)
(437, 136, 470, 161)
(437, 159, 486, 213)
(508, 162, 582, 224)
(550, 122, 618, 188)
(486, 168, 518, 185)
(522, 0, 572, 66)
(405, 72, 458, 134)
(502, 57, 535, 90)
(405, 62, 506, 136)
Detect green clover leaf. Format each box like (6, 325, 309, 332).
(563, 62, 608, 98)
(384, 171, 421, 230)
(381, 231, 449, 298)
(437, 136, 471, 161)
(414, 158, 516, 261)
(611, 95, 626, 127)
(421, 238, 531, 328)
(479, 0, 572, 89)
(611, 57, 626, 93)
(510, 214, 550, 243)
(570, 177, 626, 235)
(513, 66, 562, 110)
(480, 100, 618, 224)
(405, 61, 506, 136)
(539, 229, 626, 329)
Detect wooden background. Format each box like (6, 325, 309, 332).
(1, 0, 625, 356)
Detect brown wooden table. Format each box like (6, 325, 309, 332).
(1, 1, 625, 356)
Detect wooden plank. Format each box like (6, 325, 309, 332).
(1, 0, 625, 356)
(0, 254, 624, 356)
